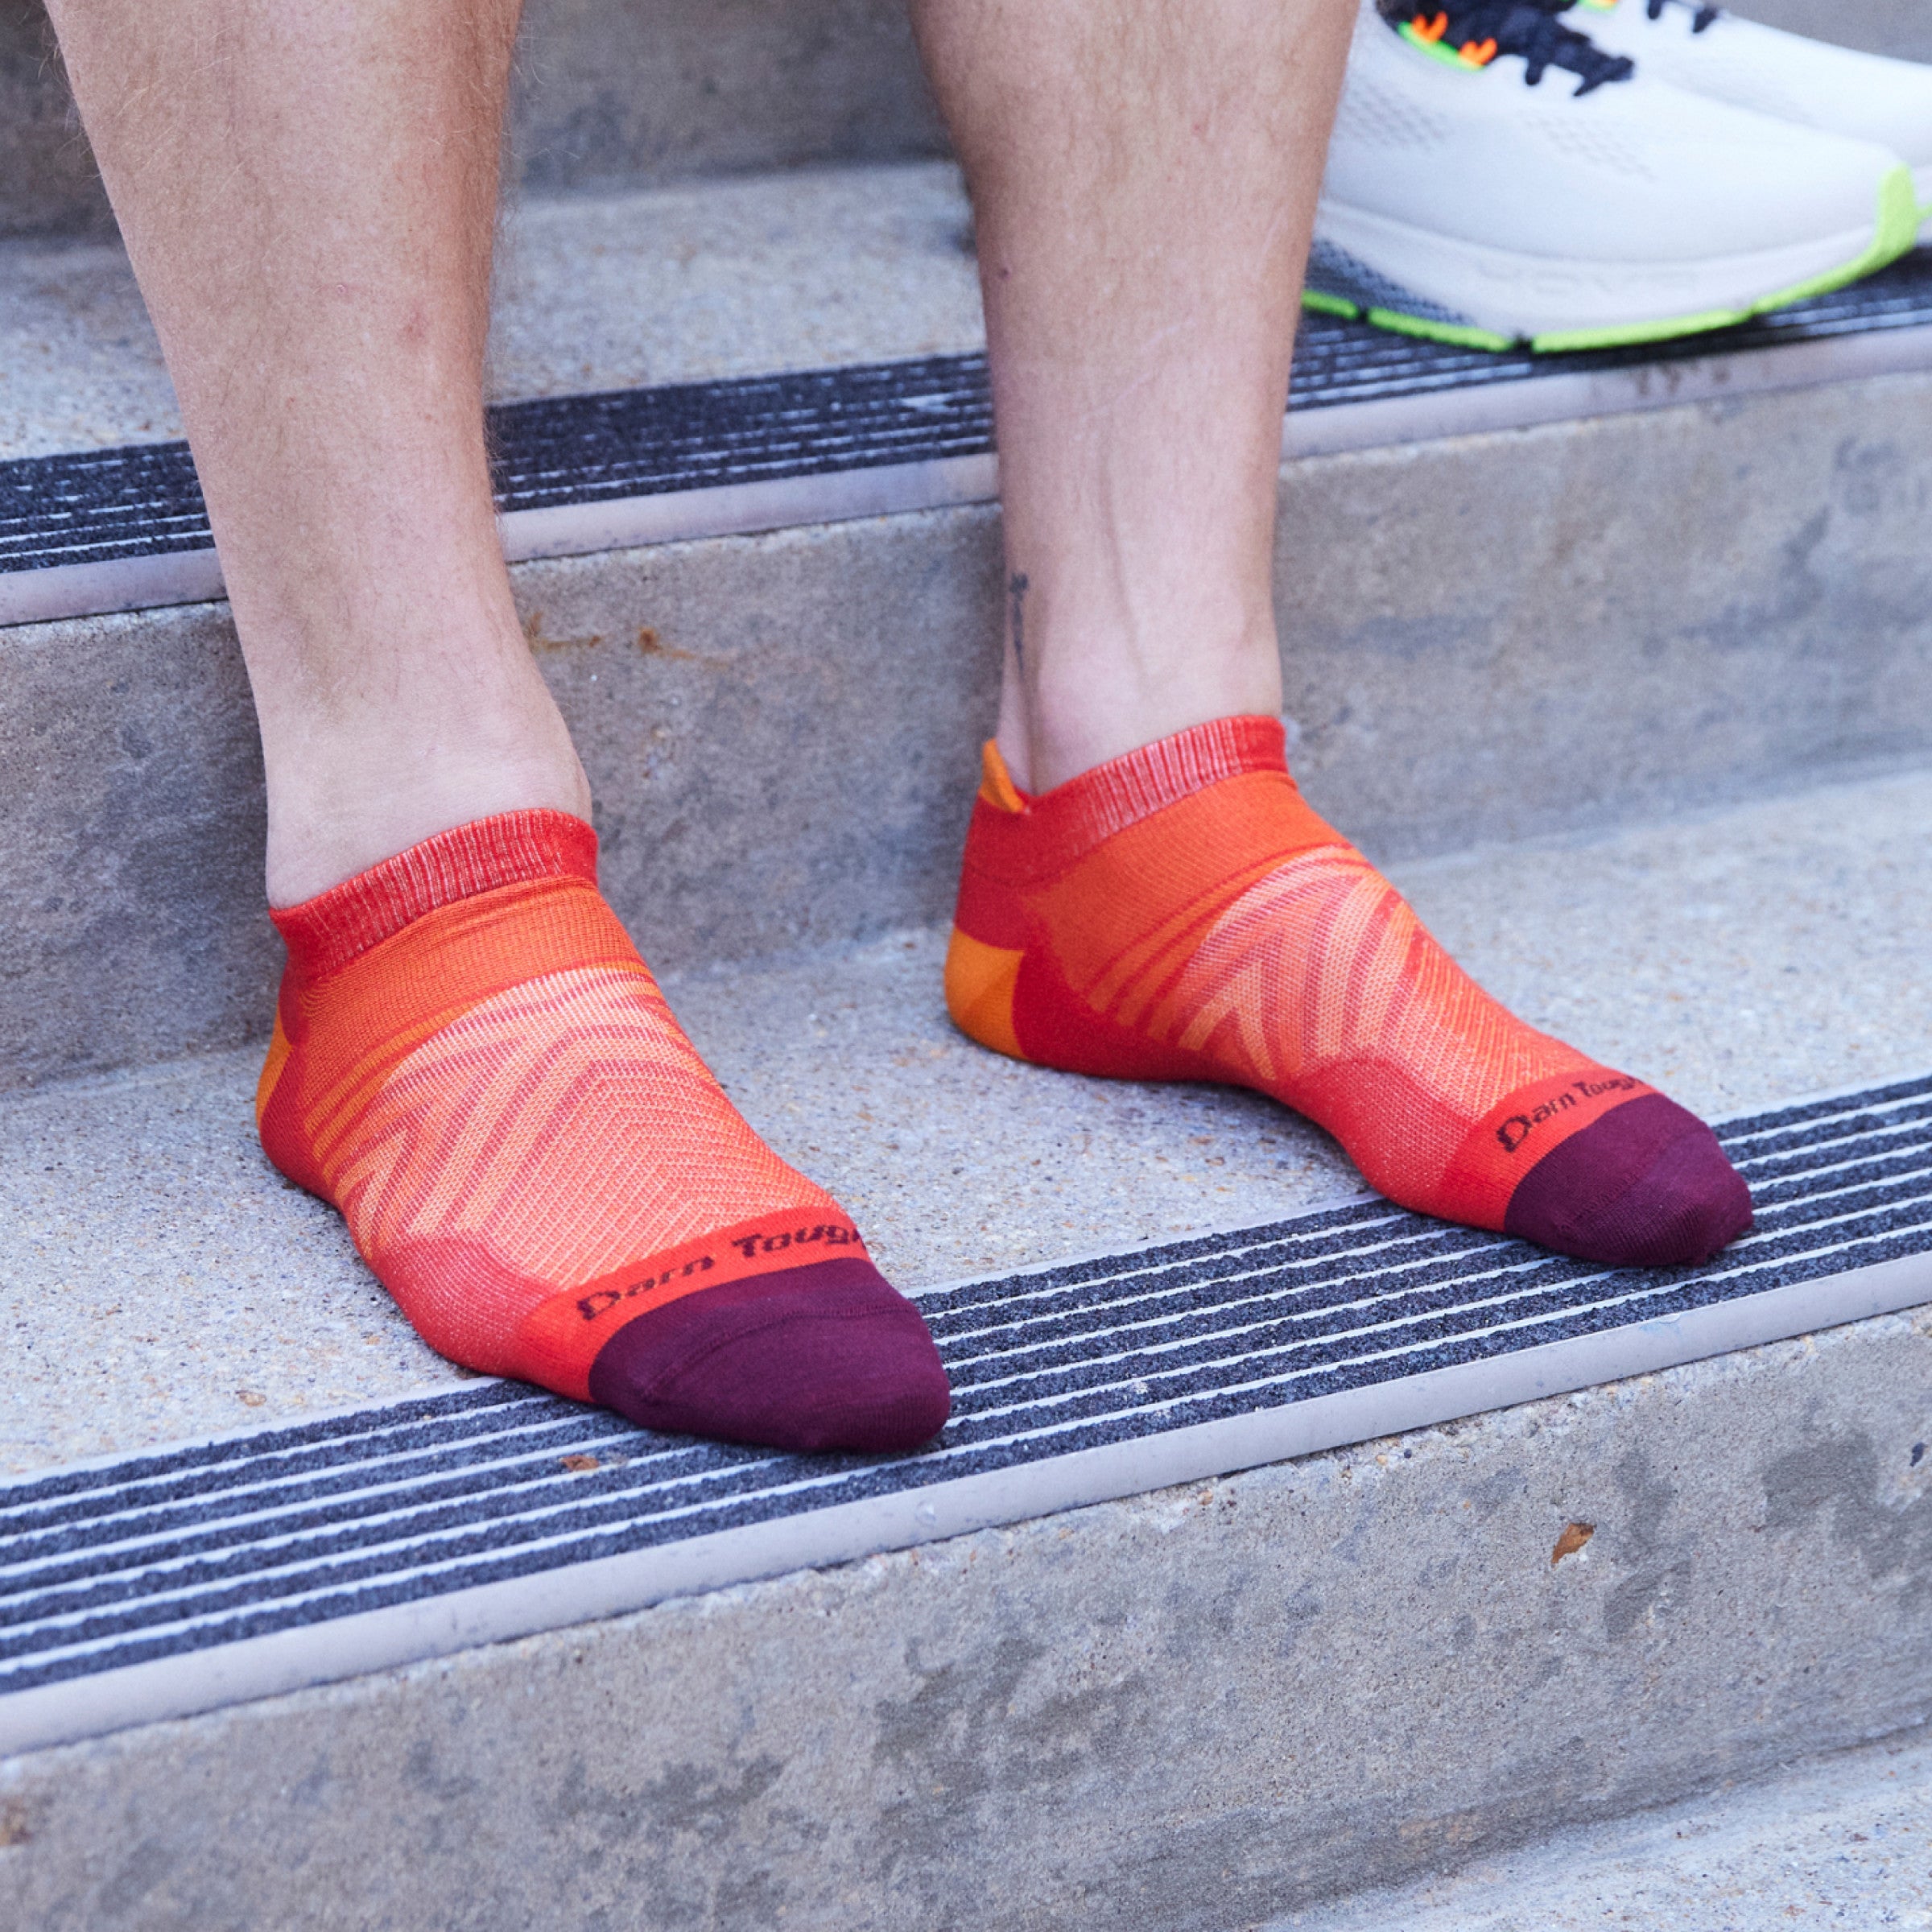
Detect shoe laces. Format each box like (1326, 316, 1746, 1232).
(1395, 1, 1637, 94)
(1644, 0, 1722, 33)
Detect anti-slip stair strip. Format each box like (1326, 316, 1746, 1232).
(2, 1075, 1930, 1757)
(6, 250, 1932, 587)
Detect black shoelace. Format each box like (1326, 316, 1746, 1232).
(1392, 1, 1637, 94)
(1646, 0, 1723, 33)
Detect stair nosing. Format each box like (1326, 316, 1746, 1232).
(2, 1071, 1927, 1757)
(7, 256, 1932, 628)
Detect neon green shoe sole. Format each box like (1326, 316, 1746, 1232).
(1303, 163, 1921, 356)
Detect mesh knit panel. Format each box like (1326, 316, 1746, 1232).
(314, 963, 829, 1358)
(1158, 845, 1594, 1193)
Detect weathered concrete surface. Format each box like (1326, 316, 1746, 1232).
(0, 2, 105, 241)
(1740, 0, 1932, 64)
(0, 0, 944, 240)
(0, 504, 1000, 1087)
(5, 1309, 1931, 1930)
(6, 762, 1930, 1475)
(5, 0, 1922, 240)
(5, 372, 1932, 1084)
(2, 161, 981, 460)
(0, 161, 973, 460)
(506, 0, 945, 200)
(1278, 1730, 1932, 1930)
(1274, 373, 1932, 858)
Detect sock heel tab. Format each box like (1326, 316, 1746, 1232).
(255, 1009, 294, 1131)
(979, 741, 1029, 814)
(945, 927, 1026, 1059)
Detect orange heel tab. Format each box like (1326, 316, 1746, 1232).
(978, 741, 1029, 815)
(255, 1009, 295, 1130)
(945, 927, 1026, 1060)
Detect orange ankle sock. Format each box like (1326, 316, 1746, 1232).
(947, 718, 1751, 1265)
(259, 811, 948, 1450)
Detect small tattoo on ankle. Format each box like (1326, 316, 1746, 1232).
(1009, 572, 1030, 671)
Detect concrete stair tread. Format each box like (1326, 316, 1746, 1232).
(0, 160, 985, 464)
(0, 0, 950, 242)
(13, 163, 1932, 469)
(3, 765, 1930, 1761)
(1277, 1731, 1932, 1930)
(10, 163, 1932, 629)
(7, 760, 1929, 1482)
(4, 1076, 1928, 1757)
(2, 1154, 1930, 1926)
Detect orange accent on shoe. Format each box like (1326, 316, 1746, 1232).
(1459, 35, 1499, 64)
(948, 718, 1750, 1261)
(1413, 10, 1450, 42)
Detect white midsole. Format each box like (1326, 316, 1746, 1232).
(1314, 196, 1889, 338)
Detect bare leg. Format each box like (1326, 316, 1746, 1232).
(910, 0, 1356, 792)
(44, 0, 951, 1453)
(46, 0, 587, 905)
(919, 1, 1753, 1269)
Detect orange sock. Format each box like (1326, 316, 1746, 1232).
(258, 811, 949, 1451)
(947, 717, 1752, 1265)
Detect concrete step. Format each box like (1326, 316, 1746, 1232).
(11, 1302, 1930, 1932)
(9, 758, 1930, 1474)
(5, 1, 1924, 242)
(1, 163, 981, 462)
(0, 764, 1930, 1926)
(5, 161, 1932, 1088)
(1744, 0, 1932, 64)
(0, 0, 944, 240)
(10, 1278, 1931, 1932)
(1275, 1730, 1932, 1930)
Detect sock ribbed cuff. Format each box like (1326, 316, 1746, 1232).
(271, 809, 599, 981)
(983, 715, 1289, 869)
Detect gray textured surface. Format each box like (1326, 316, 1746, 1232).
(0, 161, 980, 460)
(3, 762, 1928, 1476)
(5, 0, 1926, 242)
(1740, 0, 1932, 64)
(6, 368, 1932, 1084)
(0, 0, 944, 241)
(0, 2, 104, 242)
(1278, 1732, 1932, 1930)
(3, 1307, 1930, 1930)
(490, 162, 979, 400)
(506, 0, 946, 198)
(0, 226, 179, 456)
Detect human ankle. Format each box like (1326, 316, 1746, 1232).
(262, 723, 591, 907)
(1006, 638, 1282, 794)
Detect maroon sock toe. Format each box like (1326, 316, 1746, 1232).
(1504, 1092, 1753, 1267)
(587, 1256, 951, 1452)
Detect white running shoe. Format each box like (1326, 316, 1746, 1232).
(1575, 0, 1932, 236)
(1310, 0, 1920, 350)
